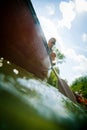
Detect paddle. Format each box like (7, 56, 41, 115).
(47, 46, 77, 103)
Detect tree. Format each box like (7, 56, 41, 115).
(53, 46, 65, 63)
(70, 76, 87, 98)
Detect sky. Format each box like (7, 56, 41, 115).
(31, 0, 87, 85)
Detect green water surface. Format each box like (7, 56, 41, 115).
(0, 58, 87, 130)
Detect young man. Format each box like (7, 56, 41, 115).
(48, 37, 56, 64)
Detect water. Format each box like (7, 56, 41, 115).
(0, 58, 87, 130)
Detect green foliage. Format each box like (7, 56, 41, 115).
(56, 49, 65, 59)
(47, 67, 59, 88)
(53, 47, 65, 63)
(70, 76, 87, 98)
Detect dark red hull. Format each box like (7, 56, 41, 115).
(0, 0, 50, 79)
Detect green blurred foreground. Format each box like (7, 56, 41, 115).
(0, 58, 87, 130)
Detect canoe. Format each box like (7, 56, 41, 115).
(0, 0, 78, 104)
(0, 0, 50, 79)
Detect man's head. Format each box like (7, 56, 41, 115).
(48, 37, 56, 48)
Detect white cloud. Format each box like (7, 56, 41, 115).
(58, 0, 87, 29)
(75, 0, 87, 13)
(46, 4, 55, 15)
(64, 48, 87, 74)
(39, 16, 57, 39)
(82, 33, 87, 42)
(73, 46, 87, 52)
(64, 48, 76, 59)
(58, 1, 76, 29)
(73, 55, 87, 74)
